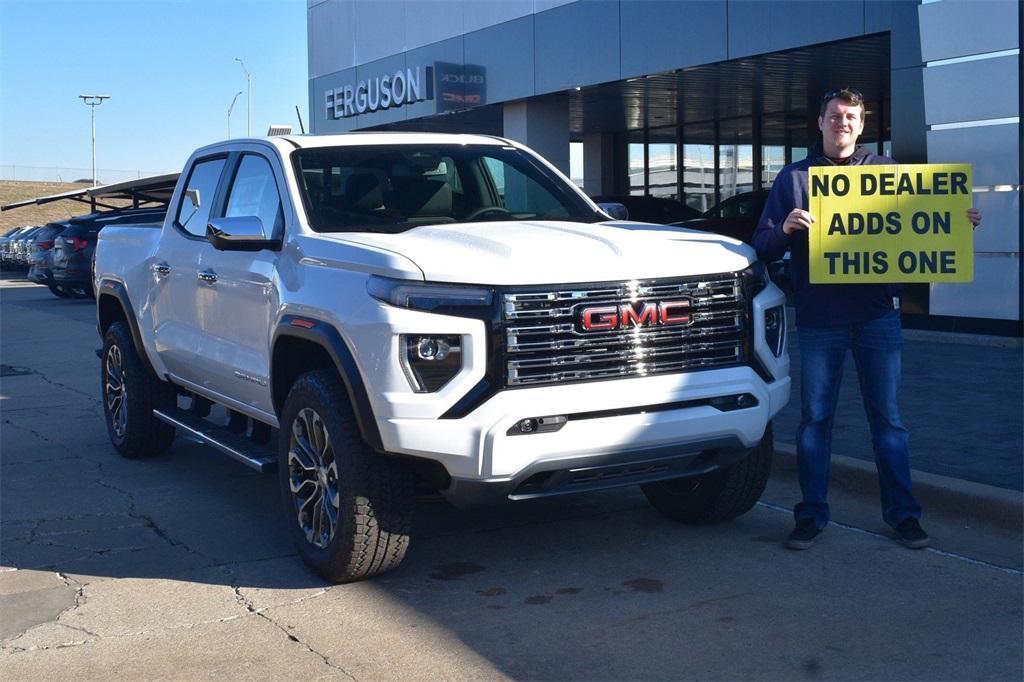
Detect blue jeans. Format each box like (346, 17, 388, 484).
(795, 311, 921, 529)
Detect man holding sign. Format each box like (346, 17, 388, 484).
(752, 87, 982, 551)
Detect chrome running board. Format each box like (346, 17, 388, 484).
(153, 407, 277, 473)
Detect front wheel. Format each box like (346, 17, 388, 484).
(48, 284, 70, 298)
(641, 423, 774, 523)
(101, 321, 176, 458)
(278, 369, 415, 583)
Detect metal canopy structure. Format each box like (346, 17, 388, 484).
(376, 34, 891, 140)
(0, 172, 180, 213)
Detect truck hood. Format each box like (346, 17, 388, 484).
(323, 220, 754, 285)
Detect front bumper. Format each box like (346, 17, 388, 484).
(379, 365, 789, 497)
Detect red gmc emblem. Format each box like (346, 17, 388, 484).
(579, 300, 692, 332)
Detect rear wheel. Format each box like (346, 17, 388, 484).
(101, 321, 176, 458)
(642, 423, 773, 523)
(278, 369, 415, 583)
(48, 284, 70, 298)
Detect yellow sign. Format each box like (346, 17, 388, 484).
(808, 164, 973, 283)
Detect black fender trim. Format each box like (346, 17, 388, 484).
(97, 279, 158, 377)
(272, 315, 384, 452)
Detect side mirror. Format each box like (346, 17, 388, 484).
(596, 202, 628, 220)
(207, 216, 281, 252)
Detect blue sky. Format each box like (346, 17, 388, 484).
(1, 0, 309, 181)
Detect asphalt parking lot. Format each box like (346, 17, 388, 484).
(1, 275, 1022, 680)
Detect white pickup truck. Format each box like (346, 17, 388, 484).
(94, 133, 790, 582)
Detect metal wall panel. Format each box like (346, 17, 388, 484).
(352, 1, 407, 65)
(767, 1, 865, 53)
(535, 0, 578, 13)
(464, 0, 535, 33)
(889, 0, 923, 70)
(464, 16, 535, 104)
(923, 56, 1019, 125)
(726, 1, 771, 60)
(534, 0, 620, 95)
(620, 0, 727, 79)
(919, 0, 1019, 62)
(927, 124, 1020, 188)
(864, 0, 893, 35)
(404, 0, 464, 52)
(971, 190, 1021, 254)
(890, 67, 928, 163)
(308, 0, 354, 79)
(929, 254, 1020, 320)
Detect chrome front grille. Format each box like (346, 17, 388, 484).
(503, 274, 747, 386)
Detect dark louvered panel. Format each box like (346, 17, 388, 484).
(503, 274, 747, 387)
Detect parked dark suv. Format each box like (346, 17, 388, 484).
(27, 221, 74, 297)
(591, 195, 701, 224)
(673, 190, 771, 244)
(52, 208, 167, 297)
(674, 190, 787, 282)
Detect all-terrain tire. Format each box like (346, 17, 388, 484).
(101, 321, 176, 458)
(641, 423, 774, 523)
(278, 369, 415, 583)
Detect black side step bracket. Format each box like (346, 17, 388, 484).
(153, 407, 277, 473)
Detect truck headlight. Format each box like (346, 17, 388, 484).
(765, 305, 785, 357)
(401, 334, 463, 392)
(367, 275, 493, 312)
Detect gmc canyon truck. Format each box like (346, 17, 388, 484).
(94, 133, 790, 583)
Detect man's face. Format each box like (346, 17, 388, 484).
(818, 99, 865, 151)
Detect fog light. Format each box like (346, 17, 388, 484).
(765, 305, 785, 357)
(401, 335, 462, 392)
(416, 337, 451, 361)
(508, 415, 567, 436)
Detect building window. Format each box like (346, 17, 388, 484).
(683, 121, 714, 213)
(718, 117, 753, 202)
(569, 141, 584, 190)
(628, 130, 645, 196)
(647, 126, 678, 199)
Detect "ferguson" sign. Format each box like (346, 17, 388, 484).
(325, 66, 434, 119)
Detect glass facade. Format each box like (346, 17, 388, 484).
(630, 102, 887, 215)
(718, 117, 753, 202)
(647, 127, 678, 199)
(682, 121, 714, 213)
(628, 130, 645, 196)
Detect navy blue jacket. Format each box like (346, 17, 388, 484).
(752, 144, 900, 328)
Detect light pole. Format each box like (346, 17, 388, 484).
(227, 90, 243, 138)
(78, 94, 110, 187)
(235, 58, 251, 136)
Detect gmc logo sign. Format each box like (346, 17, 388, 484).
(579, 300, 692, 332)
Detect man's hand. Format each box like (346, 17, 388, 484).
(967, 208, 982, 230)
(782, 208, 815, 235)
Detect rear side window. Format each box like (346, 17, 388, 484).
(177, 157, 227, 237)
(225, 154, 282, 236)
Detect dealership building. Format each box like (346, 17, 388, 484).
(307, 0, 1021, 335)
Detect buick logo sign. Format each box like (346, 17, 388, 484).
(578, 300, 692, 332)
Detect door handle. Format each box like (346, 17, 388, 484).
(152, 262, 171, 277)
(198, 270, 218, 284)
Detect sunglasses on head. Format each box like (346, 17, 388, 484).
(822, 88, 864, 103)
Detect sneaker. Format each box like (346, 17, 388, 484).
(785, 518, 822, 550)
(894, 518, 931, 549)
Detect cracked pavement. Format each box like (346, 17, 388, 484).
(1, 278, 1022, 680)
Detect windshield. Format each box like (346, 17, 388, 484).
(292, 144, 604, 233)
